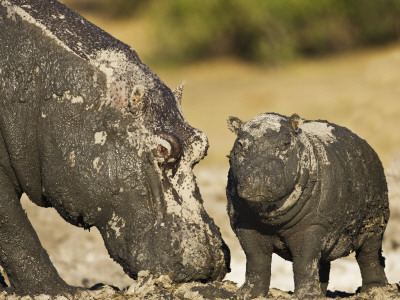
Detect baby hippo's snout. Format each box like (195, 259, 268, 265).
(236, 158, 285, 202)
(156, 132, 182, 164)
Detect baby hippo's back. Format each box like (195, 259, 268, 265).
(299, 120, 389, 259)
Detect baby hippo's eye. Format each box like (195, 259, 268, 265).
(279, 141, 291, 151)
(237, 141, 249, 154)
(234, 140, 249, 158)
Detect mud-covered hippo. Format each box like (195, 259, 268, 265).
(227, 113, 389, 299)
(0, 0, 229, 296)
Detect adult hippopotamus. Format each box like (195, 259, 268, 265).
(227, 113, 389, 299)
(0, 0, 229, 296)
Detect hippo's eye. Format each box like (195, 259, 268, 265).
(158, 144, 169, 159)
(237, 140, 248, 152)
(156, 132, 182, 165)
(279, 141, 291, 151)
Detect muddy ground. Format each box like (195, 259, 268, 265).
(1, 273, 399, 299)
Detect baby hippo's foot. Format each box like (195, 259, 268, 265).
(360, 282, 388, 293)
(292, 285, 324, 300)
(61, 285, 86, 298)
(236, 281, 268, 300)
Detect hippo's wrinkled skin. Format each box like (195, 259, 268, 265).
(0, 0, 229, 296)
(227, 113, 389, 299)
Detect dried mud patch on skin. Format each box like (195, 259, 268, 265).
(1, 276, 399, 299)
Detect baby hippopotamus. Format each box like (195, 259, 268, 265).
(226, 113, 389, 299)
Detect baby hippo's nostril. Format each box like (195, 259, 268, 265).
(157, 132, 182, 163)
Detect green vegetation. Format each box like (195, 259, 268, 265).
(66, 0, 400, 65)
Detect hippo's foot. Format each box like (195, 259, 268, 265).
(356, 235, 388, 294)
(292, 285, 324, 300)
(11, 284, 83, 298)
(360, 282, 388, 293)
(236, 281, 268, 300)
(55, 285, 85, 298)
(0, 286, 12, 295)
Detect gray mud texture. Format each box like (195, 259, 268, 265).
(0, 271, 399, 299)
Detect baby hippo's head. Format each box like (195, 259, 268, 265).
(228, 113, 303, 202)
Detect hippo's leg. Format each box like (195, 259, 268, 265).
(0, 271, 6, 287)
(0, 171, 79, 296)
(235, 227, 272, 299)
(288, 225, 327, 299)
(319, 260, 330, 295)
(355, 234, 388, 292)
(0, 271, 7, 294)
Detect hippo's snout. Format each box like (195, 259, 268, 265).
(236, 158, 286, 202)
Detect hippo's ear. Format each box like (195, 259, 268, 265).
(228, 116, 244, 135)
(128, 85, 146, 116)
(288, 114, 302, 133)
(172, 82, 185, 105)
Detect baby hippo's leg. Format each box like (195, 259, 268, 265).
(235, 227, 272, 300)
(288, 225, 327, 299)
(356, 234, 388, 292)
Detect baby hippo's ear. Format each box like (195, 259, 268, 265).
(227, 116, 244, 135)
(288, 114, 302, 133)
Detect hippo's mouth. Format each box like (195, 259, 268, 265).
(264, 189, 296, 210)
(242, 185, 303, 218)
(253, 183, 307, 221)
(241, 185, 295, 204)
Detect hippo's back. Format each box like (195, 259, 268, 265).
(301, 120, 389, 258)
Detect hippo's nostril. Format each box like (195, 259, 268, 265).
(157, 132, 182, 163)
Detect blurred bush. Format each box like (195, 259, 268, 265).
(64, 0, 400, 65)
(61, 0, 149, 17)
(148, 0, 400, 64)
(148, 0, 295, 64)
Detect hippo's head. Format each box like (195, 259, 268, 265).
(227, 113, 304, 203)
(83, 53, 230, 282)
